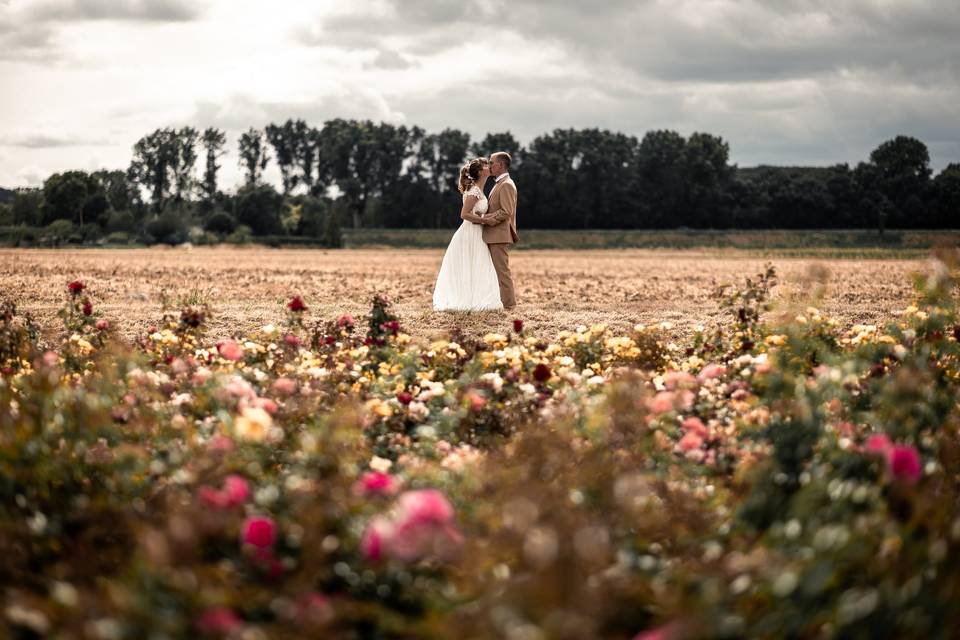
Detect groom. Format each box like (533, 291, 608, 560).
(475, 151, 518, 309)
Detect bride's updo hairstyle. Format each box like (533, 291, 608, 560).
(457, 158, 487, 194)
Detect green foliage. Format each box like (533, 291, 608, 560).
(234, 184, 283, 235)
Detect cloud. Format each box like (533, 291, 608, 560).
(1, 133, 110, 147)
(24, 0, 207, 23)
(364, 49, 416, 71)
(15, 165, 46, 187)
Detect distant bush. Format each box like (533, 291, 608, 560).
(204, 210, 237, 234)
(225, 224, 253, 245)
(105, 210, 137, 234)
(144, 210, 188, 245)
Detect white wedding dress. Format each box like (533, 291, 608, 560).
(433, 186, 504, 311)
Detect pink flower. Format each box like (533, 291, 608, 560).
(338, 314, 355, 328)
(355, 471, 399, 497)
(397, 489, 455, 526)
(865, 433, 893, 456)
(888, 445, 922, 485)
(198, 486, 231, 509)
(679, 431, 704, 452)
(648, 391, 676, 415)
(663, 370, 696, 389)
(223, 475, 250, 505)
(96, 318, 110, 331)
(681, 416, 708, 437)
(633, 622, 681, 640)
(254, 397, 278, 414)
(467, 392, 487, 412)
(209, 434, 235, 452)
(697, 363, 726, 382)
(241, 516, 276, 549)
(361, 516, 392, 561)
(217, 339, 243, 361)
(195, 606, 243, 635)
(272, 377, 298, 396)
(284, 333, 302, 347)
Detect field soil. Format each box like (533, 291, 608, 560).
(1, 246, 931, 345)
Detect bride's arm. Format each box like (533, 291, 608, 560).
(460, 195, 484, 223)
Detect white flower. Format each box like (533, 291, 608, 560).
(370, 456, 393, 472)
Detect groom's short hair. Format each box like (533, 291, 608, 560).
(491, 151, 512, 169)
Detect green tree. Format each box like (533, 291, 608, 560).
(683, 132, 735, 228)
(234, 184, 283, 235)
(636, 130, 687, 228)
(471, 131, 522, 164)
(238, 128, 270, 187)
(866, 135, 932, 227)
(41, 171, 104, 228)
(932, 163, 960, 227)
(128, 128, 178, 212)
(421, 128, 470, 227)
(10, 188, 44, 227)
(200, 128, 227, 206)
(266, 120, 301, 196)
(172, 126, 199, 203)
(92, 169, 139, 214)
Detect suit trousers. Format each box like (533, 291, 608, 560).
(488, 243, 516, 309)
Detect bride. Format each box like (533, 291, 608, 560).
(433, 158, 503, 311)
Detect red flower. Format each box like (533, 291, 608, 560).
(82, 300, 93, 316)
(532, 363, 551, 383)
(284, 333, 302, 347)
(95, 318, 110, 331)
(287, 295, 307, 312)
(67, 280, 85, 294)
(396, 391, 413, 405)
(513, 319, 524, 333)
(241, 516, 276, 549)
(338, 314, 355, 328)
(888, 445, 922, 485)
(355, 471, 399, 497)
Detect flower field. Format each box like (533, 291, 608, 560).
(3, 249, 960, 639)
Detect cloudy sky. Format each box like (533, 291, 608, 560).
(1, 0, 958, 190)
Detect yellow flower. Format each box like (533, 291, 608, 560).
(233, 406, 273, 442)
(764, 335, 786, 347)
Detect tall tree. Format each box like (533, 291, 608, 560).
(471, 131, 522, 164)
(636, 130, 687, 228)
(172, 126, 199, 203)
(200, 127, 227, 204)
(238, 128, 270, 187)
(420, 128, 470, 227)
(683, 132, 735, 228)
(265, 120, 301, 196)
(866, 135, 932, 226)
(128, 128, 178, 212)
(41, 171, 104, 227)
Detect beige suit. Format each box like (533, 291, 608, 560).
(464, 175, 518, 308)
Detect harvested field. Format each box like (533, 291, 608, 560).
(1, 246, 931, 343)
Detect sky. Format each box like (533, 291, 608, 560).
(1, 0, 959, 192)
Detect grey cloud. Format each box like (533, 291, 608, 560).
(1, 133, 109, 147)
(25, 0, 206, 22)
(364, 50, 416, 71)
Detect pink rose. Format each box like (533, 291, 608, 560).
(272, 377, 298, 396)
(396, 489, 455, 526)
(679, 430, 704, 452)
(338, 314, 355, 328)
(208, 435, 235, 452)
(697, 363, 726, 382)
(888, 445, 922, 485)
(297, 592, 334, 626)
(195, 606, 242, 635)
(96, 318, 111, 331)
(217, 339, 243, 362)
(663, 370, 696, 389)
(223, 475, 250, 505)
(361, 516, 392, 561)
(241, 516, 276, 549)
(681, 416, 708, 437)
(648, 391, 675, 415)
(467, 392, 487, 412)
(355, 471, 399, 497)
(865, 433, 893, 456)
(254, 397, 279, 414)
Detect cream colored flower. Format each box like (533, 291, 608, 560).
(233, 406, 273, 442)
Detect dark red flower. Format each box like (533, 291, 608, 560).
(287, 295, 307, 312)
(513, 319, 524, 333)
(67, 280, 85, 294)
(284, 333, 302, 347)
(82, 300, 93, 316)
(533, 363, 551, 383)
(396, 391, 413, 405)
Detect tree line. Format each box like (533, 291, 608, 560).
(1, 119, 957, 246)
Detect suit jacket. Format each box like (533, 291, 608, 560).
(482, 176, 519, 245)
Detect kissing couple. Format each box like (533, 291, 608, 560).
(432, 151, 518, 312)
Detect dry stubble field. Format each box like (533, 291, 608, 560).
(0, 246, 930, 344)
